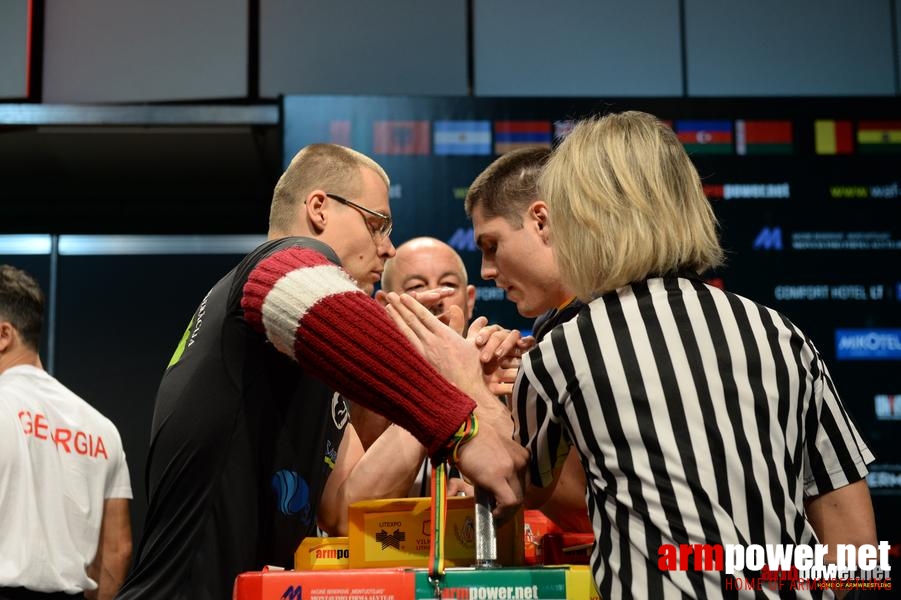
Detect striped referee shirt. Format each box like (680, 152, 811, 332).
(513, 276, 874, 599)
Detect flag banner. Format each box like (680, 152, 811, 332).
(494, 121, 552, 154)
(735, 120, 793, 155)
(675, 120, 733, 154)
(373, 121, 431, 155)
(814, 120, 854, 155)
(857, 121, 901, 153)
(433, 121, 492, 155)
(329, 120, 352, 147)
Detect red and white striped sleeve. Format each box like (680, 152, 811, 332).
(241, 245, 476, 457)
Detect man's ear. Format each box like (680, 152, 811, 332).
(0, 322, 15, 353)
(465, 284, 476, 322)
(304, 190, 329, 234)
(530, 201, 551, 243)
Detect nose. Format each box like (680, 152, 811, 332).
(480, 258, 497, 281)
(379, 236, 396, 258)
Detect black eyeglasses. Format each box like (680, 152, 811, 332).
(325, 193, 393, 241)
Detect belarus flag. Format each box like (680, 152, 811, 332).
(735, 120, 793, 155)
(675, 120, 733, 154)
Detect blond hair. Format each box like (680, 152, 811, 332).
(269, 144, 389, 235)
(539, 111, 724, 300)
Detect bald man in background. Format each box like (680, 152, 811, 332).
(381, 237, 475, 324)
(318, 237, 492, 535)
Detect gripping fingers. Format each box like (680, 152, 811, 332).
(518, 336, 537, 352)
(481, 329, 522, 363)
(467, 317, 490, 343)
(496, 366, 519, 383)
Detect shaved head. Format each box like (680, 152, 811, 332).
(382, 237, 467, 291)
(381, 237, 474, 322)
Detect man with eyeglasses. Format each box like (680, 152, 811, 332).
(115, 144, 528, 600)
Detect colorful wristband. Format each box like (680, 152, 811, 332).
(445, 412, 479, 466)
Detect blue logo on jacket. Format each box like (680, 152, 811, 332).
(272, 469, 311, 522)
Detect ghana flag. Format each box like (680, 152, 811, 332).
(857, 121, 901, 153)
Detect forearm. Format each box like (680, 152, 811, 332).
(343, 426, 427, 504)
(242, 247, 475, 455)
(86, 498, 132, 600)
(321, 425, 427, 535)
(533, 449, 591, 533)
(349, 403, 392, 450)
(87, 550, 131, 600)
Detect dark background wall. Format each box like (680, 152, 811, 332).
(1, 0, 899, 579)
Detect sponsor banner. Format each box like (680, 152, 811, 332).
(814, 120, 854, 155)
(791, 231, 901, 250)
(413, 566, 600, 599)
(451, 186, 469, 200)
(475, 287, 506, 302)
(757, 228, 901, 251)
(835, 329, 901, 360)
(676, 120, 733, 154)
(657, 541, 892, 592)
(434, 120, 492, 155)
(830, 182, 900, 199)
(773, 284, 886, 302)
(753, 227, 783, 250)
(735, 120, 793, 155)
(867, 464, 901, 492)
(704, 182, 790, 200)
(447, 227, 476, 253)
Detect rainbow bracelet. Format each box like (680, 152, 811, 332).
(447, 412, 479, 466)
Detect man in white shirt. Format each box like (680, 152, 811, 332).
(0, 265, 133, 600)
